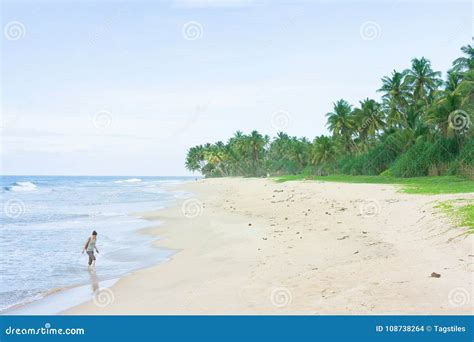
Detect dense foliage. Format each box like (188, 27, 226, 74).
(185, 44, 474, 179)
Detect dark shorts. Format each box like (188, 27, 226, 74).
(87, 251, 96, 265)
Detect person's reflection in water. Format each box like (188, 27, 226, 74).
(88, 268, 99, 293)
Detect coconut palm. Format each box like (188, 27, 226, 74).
(378, 70, 410, 127)
(453, 44, 474, 72)
(241, 130, 267, 176)
(404, 57, 442, 106)
(445, 70, 464, 92)
(310, 135, 336, 164)
(326, 99, 355, 151)
(185, 44, 472, 179)
(288, 137, 310, 170)
(185, 145, 205, 172)
(353, 98, 386, 142)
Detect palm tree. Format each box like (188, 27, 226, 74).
(202, 142, 230, 176)
(425, 92, 463, 137)
(185, 145, 205, 172)
(445, 70, 464, 92)
(243, 130, 267, 176)
(185, 44, 471, 179)
(454, 69, 474, 120)
(267, 132, 295, 175)
(311, 135, 336, 164)
(404, 57, 442, 106)
(288, 137, 310, 170)
(325, 99, 355, 152)
(453, 44, 474, 72)
(377, 70, 410, 127)
(247, 130, 265, 162)
(353, 99, 386, 145)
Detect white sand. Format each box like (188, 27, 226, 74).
(65, 178, 474, 314)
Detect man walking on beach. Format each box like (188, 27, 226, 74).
(83, 230, 99, 269)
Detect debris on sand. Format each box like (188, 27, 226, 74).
(337, 235, 349, 240)
(430, 272, 441, 278)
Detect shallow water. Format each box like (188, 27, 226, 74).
(0, 175, 193, 312)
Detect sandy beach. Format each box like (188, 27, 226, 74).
(65, 178, 473, 315)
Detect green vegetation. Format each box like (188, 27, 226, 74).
(185, 44, 473, 182)
(435, 199, 474, 231)
(275, 175, 474, 195)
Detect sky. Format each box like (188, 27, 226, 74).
(1, 0, 472, 176)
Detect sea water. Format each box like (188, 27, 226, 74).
(0, 176, 194, 312)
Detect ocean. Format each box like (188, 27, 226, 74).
(0, 175, 194, 312)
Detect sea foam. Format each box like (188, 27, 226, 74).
(5, 181, 38, 192)
(114, 178, 142, 184)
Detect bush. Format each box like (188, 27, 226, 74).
(450, 139, 474, 179)
(335, 132, 407, 175)
(380, 169, 393, 177)
(390, 137, 460, 177)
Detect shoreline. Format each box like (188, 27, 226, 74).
(2, 181, 191, 315)
(64, 177, 473, 315)
(4, 279, 120, 315)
